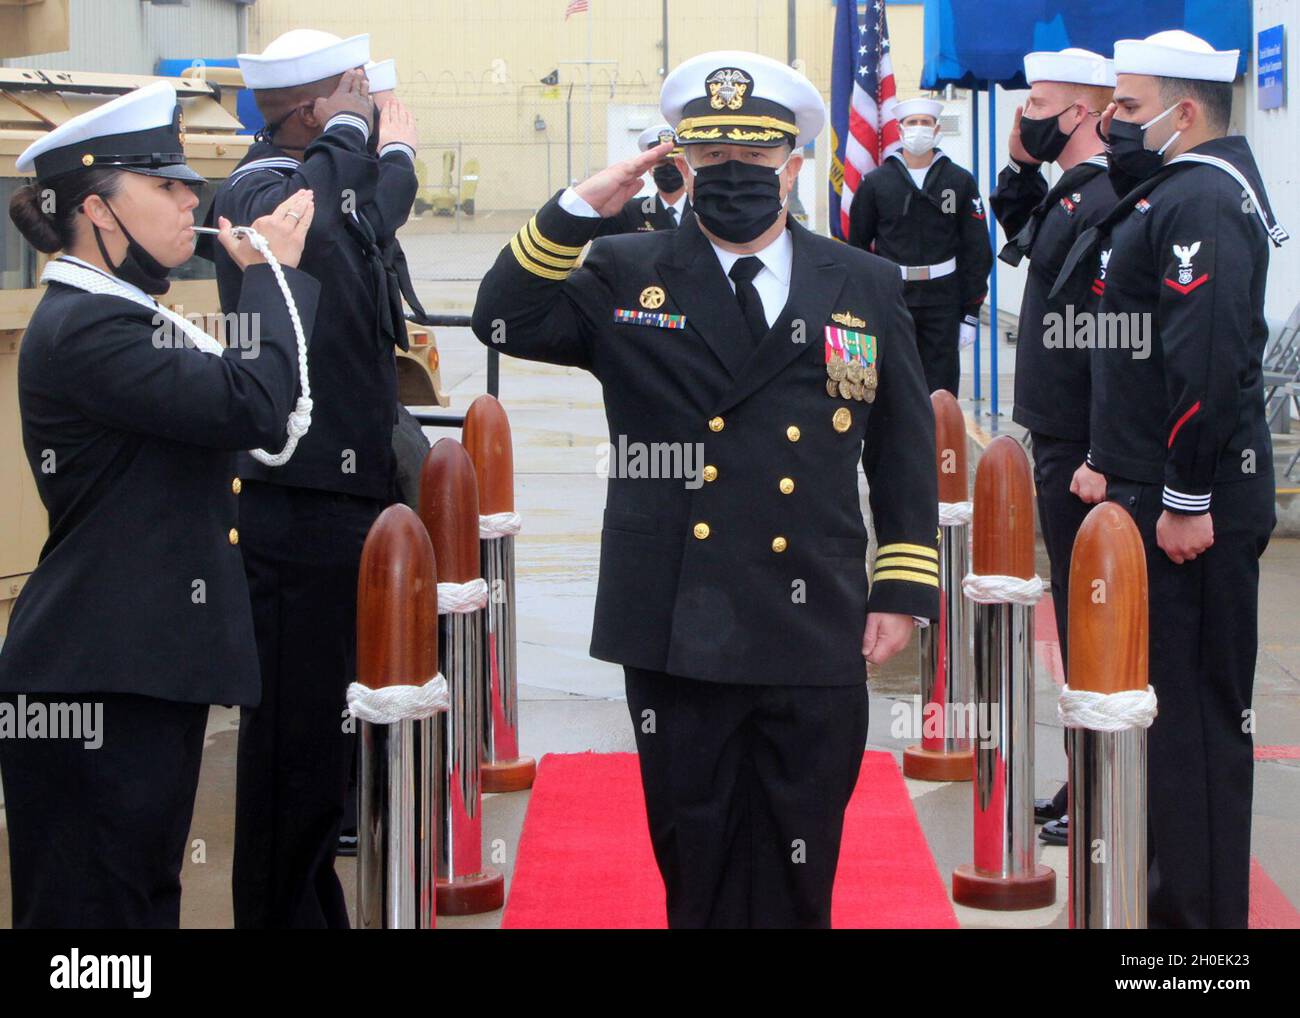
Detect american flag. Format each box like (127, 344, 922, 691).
(829, 0, 900, 241)
(564, 0, 589, 19)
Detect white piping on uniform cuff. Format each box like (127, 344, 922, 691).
(1006, 160, 1021, 174)
(559, 186, 601, 218)
(1086, 450, 1096, 468)
(326, 113, 371, 138)
(1162, 486, 1212, 513)
(380, 142, 416, 163)
(912, 616, 931, 629)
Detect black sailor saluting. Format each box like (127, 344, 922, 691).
(473, 50, 939, 928)
(0, 81, 319, 928)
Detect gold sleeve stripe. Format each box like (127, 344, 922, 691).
(509, 236, 572, 280)
(519, 222, 580, 269)
(875, 555, 939, 573)
(873, 569, 941, 587)
(527, 216, 586, 257)
(878, 542, 939, 560)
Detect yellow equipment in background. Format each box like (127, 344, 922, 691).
(413, 150, 479, 217)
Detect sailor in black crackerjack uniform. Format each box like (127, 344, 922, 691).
(988, 47, 1119, 837)
(848, 97, 992, 397)
(1052, 30, 1288, 929)
(473, 50, 940, 928)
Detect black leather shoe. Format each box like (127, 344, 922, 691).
(1039, 816, 1068, 846)
(337, 830, 358, 858)
(1034, 798, 1059, 824)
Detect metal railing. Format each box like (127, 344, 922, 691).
(405, 313, 498, 428)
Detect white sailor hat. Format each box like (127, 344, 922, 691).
(238, 29, 371, 91)
(1114, 30, 1239, 83)
(894, 98, 944, 122)
(637, 123, 681, 155)
(661, 50, 825, 149)
(366, 59, 397, 94)
(1024, 47, 1116, 87)
(16, 80, 204, 184)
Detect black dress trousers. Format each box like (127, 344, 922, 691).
(906, 303, 964, 397)
(0, 693, 208, 928)
(1107, 473, 1275, 929)
(1030, 433, 1092, 668)
(232, 480, 386, 929)
(624, 666, 870, 928)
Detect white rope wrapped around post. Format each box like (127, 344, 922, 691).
(1058, 685, 1158, 732)
(437, 578, 489, 615)
(939, 500, 973, 526)
(346, 674, 450, 725)
(961, 572, 1045, 605)
(479, 511, 522, 539)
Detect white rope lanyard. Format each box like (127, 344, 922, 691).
(962, 572, 1044, 605)
(347, 674, 449, 724)
(938, 500, 973, 527)
(438, 577, 489, 614)
(42, 229, 311, 467)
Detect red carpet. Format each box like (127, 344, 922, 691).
(501, 751, 958, 929)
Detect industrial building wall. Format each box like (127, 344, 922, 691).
(248, 0, 932, 217)
(2, 0, 242, 76)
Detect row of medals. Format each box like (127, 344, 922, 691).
(826, 354, 878, 403)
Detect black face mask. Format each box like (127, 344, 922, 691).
(91, 201, 172, 296)
(652, 162, 684, 194)
(1101, 118, 1165, 197)
(1019, 107, 1080, 164)
(689, 158, 787, 244)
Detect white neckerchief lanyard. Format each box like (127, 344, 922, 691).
(42, 243, 312, 467)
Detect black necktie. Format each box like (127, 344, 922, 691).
(729, 256, 767, 345)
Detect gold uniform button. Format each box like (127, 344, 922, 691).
(778, 477, 794, 495)
(231, 477, 242, 494)
(693, 522, 711, 540)
(702, 465, 718, 483)
(832, 407, 853, 433)
(228, 528, 240, 546)
(771, 536, 788, 553)
(708, 416, 725, 432)
(786, 425, 801, 442)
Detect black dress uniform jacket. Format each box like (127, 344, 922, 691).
(990, 155, 1116, 440)
(1052, 137, 1287, 509)
(594, 192, 690, 236)
(472, 194, 940, 686)
(208, 119, 398, 500)
(0, 265, 319, 705)
(848, 152, 991, 311)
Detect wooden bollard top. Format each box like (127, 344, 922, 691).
(1068, 502, 1148, 693)
(972, 435, 1035, 579)
(462, 394, 514, 514)
(419, 438, 482, 585)
(932, 389, 968, 503)
(356, 504, 439, 689)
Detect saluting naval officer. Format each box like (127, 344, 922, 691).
(472, 51, 940, 928)
(988, 47, 1118, 839)
(847, 98, 992, 397)
(593, 125, 690, 236)
(0, 82, 319, 927)
(1053, 30, 1287, 928)
(206, 29, 412, 928)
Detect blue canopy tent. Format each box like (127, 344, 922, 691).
(918, 0, 1252, 416)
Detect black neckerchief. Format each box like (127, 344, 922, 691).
(888, 151, 951, 216)
(999, 159, 1108, 267)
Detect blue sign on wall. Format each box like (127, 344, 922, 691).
(1258, 25, 1286, 111)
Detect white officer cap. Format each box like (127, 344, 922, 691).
(16, 79, 204, 183)
(366, 59, 397, 94)
(637, 123, 681, 155)
(1113, 30, 1239, 83)
(238, 29, 371, 91)
(661, 50, 825, 149)
(894, 98, 944, 122)
(1024, 48, 1116, 87)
